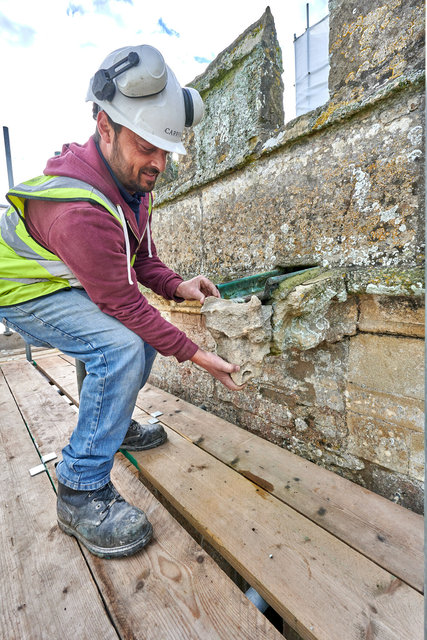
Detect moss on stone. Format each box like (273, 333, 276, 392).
(271, 267, 323, 302)
(346, 266, 425, 296)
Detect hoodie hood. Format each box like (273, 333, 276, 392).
(45, 137, 116, 203)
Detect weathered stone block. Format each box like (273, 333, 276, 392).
(155, 87, 424, 279)
(328, 0, 425, 104)
(153, 193, 203, 279)
(346, 266, 425, 297)
(201, 295, 272, 385)
(348, 334, 424, 399)
(260, 351, 317, 409)
(347, 411, 410, 475)
(324, 298, 358, 343)
(346, 383, 424, 432)
(408, 431, 424, 481)
(358, 294, 425, 337)
(157, 7, 283, 196)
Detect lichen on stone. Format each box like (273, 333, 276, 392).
(346, 265, 425, 296)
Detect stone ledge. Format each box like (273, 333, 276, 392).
(141, 265, 425, 363)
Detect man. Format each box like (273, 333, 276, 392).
(0, 45, 242, 558)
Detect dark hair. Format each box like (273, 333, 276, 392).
(93, 103, 122, 142)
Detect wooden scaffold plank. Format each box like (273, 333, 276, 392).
(33, 353, 424, 640)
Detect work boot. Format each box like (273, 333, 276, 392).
(57, 481, 152, 558)
(120, 418, 167, 451)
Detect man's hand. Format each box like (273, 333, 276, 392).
(175, 276, 220, 304)
(190, 349, 244, 391)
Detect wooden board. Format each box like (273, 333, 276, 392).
(2, 360, 283, 640)
(35, 353, 79, 405)
(35, 355, 423, 594)
(135, 384, 424, 593)
(0, 369, 118, 640)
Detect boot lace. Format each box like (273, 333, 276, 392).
(87, 482, 124, 515)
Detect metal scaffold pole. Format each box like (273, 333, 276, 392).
(2, 126, 33, 362)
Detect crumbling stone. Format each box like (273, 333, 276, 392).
(271, 269, 354, 353)
(201, 296, 272, 385)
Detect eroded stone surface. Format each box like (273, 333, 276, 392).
(155, 86, 424, 280)
(157, 7, 283, 196)
(346, 266, 425, 297)
(201, 296, 272, 385)
(271, 269, 354, 352)
(348, 333, 424, 399)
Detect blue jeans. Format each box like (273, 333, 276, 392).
(0, 288, 156, 490)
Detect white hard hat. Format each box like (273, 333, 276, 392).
(86, 45, 204, 154)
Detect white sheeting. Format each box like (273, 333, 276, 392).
(294, 15, 330, 117)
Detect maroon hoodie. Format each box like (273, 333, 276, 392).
(25, 136, 198, 362)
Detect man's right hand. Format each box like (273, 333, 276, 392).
(190, 349, 245, 391)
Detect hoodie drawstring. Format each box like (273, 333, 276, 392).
(116, 204, 134, 286)
(146, 217, 153, 258)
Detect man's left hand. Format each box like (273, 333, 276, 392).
(175, 276, 220, 304)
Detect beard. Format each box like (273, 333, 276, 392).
(109, 137, 160, 194)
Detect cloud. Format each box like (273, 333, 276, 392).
(194, 56, 212, 64)
(0, 13, 35, 47)
(92, 0, 132, 14)
(93, 0, 111, 14)
(67, 4, 85, 17)
(91, 0, 130, 26)
(158, 18, 179, 38)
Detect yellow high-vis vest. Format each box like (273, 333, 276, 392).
(0, 175, 152, 306)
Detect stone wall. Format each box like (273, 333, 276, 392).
(146, 1, 425, 512)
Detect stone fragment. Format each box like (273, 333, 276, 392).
(201, 296, 272, 385)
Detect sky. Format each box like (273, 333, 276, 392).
(0, 0, 328, 202)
